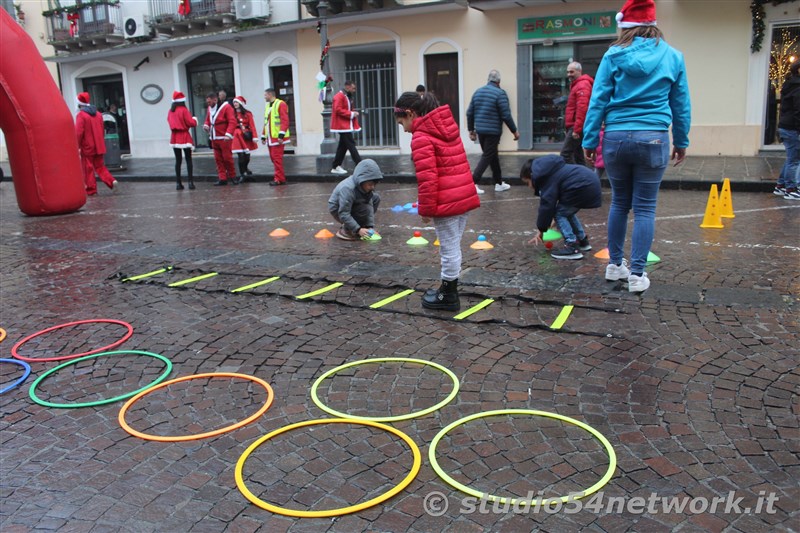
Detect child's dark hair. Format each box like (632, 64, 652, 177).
(394, 91, 439, 117)
(170, 101, 186, 113)
(519, 158, 533, 183)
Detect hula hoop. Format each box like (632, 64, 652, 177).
(118, 372, 274, 442)
(0, 327, 7, 344)
(310, 357, 460, 422)
(235, 418, 421, 517)
(429, 409, 617, 506)
(0, 358, 31, 395)
(28, 351, 172, 408)
(12, 319, 134, 363)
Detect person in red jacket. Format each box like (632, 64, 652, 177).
(202, 92, 236, 186)
(561, 62, 594, 166)
(394, 91, 480, 312)
(167, 90, 198, 190)
(231, 96, 258, 184)
(261, 88, 291, 186)
(75, 92, 117, 196)
(330, 80, 362, 175)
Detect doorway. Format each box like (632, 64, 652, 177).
(425, 53, 459, 126)
(82, 74, 129, 151)
(186, 52, 234, 148)
(270, 65, 296, 153)
(528, 39, 612, 151)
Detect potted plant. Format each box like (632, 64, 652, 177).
(14, 3, 25, 23)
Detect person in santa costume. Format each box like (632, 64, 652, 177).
(231, 96, 258, 184)
(582, 0, 691, 294)
(261, 88, 291, 186)
(329, 80, 362, 175)
(75, 92, 118, 196)
(167, 90, 198, 190)
(202, 91, 237, 186)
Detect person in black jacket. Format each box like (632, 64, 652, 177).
(777, 60, 800, 200)
(521, 154, 601, 260)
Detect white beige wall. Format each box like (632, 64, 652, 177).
(296, 0, 798, 157)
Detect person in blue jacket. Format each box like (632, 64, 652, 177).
(582, 0, 691, 293)
(521, 155, 601, 260)
(466, 69, 519, 194)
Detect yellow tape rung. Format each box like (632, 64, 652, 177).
(231, 276, 280, 293)
(168, 272, 219, 287)
(453, 299, 494, 320)
(296, 282, 344, 300)
(549, 305, 574, 330)
(122, 266, 172, 282)
(369, 289, 415, 309)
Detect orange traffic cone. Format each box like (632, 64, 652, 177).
(719, 178, 735, 218)
(594, 248, 610, 259)
(699, 184, 724, 229)
(270, 228, 291, 237)
(315, 229, 335, 239)
(470, 235, 494, 249)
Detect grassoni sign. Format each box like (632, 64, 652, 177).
(518, 12, 618, 40)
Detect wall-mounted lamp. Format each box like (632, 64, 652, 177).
(163, 50, 172, 59)
(133, 56, 150, 71)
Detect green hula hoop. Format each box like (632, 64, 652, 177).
(235, 418, 421, 518)
(310, 357, 460, 422)
(429, 409, 617, 506)
(29, 350, 172, 408)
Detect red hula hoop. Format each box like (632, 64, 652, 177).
(11, 319, 134, 363)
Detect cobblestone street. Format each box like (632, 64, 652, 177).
(1, 180, 798, 532)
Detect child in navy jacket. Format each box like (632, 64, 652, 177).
(520, 154, 602, 260)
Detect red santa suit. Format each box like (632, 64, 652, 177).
(232, 110, 258, 154)
(204, 100, 236, 182)
(75, 93, 116, 195)
(167, 104, 197, 149)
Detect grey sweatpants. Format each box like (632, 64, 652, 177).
(433, 213, 468, 281)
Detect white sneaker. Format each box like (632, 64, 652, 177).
(331, 166, 348, 175)
(628, 272, 650, 293)
(475, 184, 485, 194)
(111, 180, 119, 189)
(494, 182, 511, 192)
(605, 259, 631, 281)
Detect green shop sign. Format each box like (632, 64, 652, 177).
(518, 12, 617, 40)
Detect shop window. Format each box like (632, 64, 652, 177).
(765, 24, 800, 146)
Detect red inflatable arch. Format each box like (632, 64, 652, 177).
(0, 9, 85, 216)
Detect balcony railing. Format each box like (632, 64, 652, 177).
(150, 0, 234, 31)
(44, 1, 124, 50)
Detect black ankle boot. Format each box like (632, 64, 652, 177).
(422, 279, 460, 311)
(188, 180, 195, 190)
(176, 180, 184, 190)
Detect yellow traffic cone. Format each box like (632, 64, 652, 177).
(719, 178, 735, 218)
(699, 184, 724, 229)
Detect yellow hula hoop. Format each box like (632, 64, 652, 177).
(429, 409, 617, 506)
(0, 327, 6, 344)
(310, 357, 460, 422)
(235, 418, 421, 517)
(118, 372, 274, 442)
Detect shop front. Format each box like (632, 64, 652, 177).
(515, 10, 617, 151)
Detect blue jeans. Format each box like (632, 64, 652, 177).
(778, 128, 800, 189)
(554, 204, 585, 244)
(603, 130, 670, 275)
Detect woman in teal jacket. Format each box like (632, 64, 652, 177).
(582, 0, 691, 294)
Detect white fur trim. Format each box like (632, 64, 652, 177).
(169, 143, 194, 149)
(617, 20, 656, 28)
(172, 97, 186, 103)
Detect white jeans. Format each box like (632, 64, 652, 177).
(433, 213, 468, 281)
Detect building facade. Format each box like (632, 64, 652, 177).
(4, 0, 800, 159)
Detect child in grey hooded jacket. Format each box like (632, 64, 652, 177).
(328, 159, 384, 240)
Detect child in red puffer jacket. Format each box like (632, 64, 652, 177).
(394, 91, 480, 312)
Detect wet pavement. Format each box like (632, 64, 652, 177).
(0, 179, 798, 532)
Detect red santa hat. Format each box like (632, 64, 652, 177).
(172, 90, 186, 103)
(233, 96, 247, 107)
(77, 92, 91, 106)
(616, 0, 657, 29)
